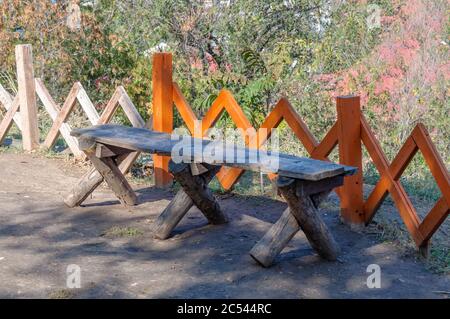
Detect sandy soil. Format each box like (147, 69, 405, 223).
(0, 153, 448, 298)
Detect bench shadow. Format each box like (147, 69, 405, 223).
(1, 189, 446, 299)
(79, 185, 174, 208)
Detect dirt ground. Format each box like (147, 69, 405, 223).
(0, 152, 448, 299)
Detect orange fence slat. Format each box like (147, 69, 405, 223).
(200, 91, 228, 136)
(412, 124, 450, 205)
(336, 96, 364, 225)
(165, 68, 449, 247)
(310, 123, 338, 160)
(172, 83, 198, 133)
(418, 197, 449, 244)
(223, 91, 253, 131)
(152, 53, 173, 187)
(279, 99, 318, 155)
(360, 115, 423, 244)
(388, 135, 418, 180)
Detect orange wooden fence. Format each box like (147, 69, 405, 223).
(0, 46, 447, 253)
(151, 53, 449, 252)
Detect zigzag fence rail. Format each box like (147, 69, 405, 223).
(0, 44, 147, 160)
(0, 45, 448, 254)
(151, 53, 449, 254)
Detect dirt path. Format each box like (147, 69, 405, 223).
(0, 153, 448, 298)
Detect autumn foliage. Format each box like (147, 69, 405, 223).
(0, 0, 448, 197)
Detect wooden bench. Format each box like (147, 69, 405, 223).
(67, 124, 356, 267)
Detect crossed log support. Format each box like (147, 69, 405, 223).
(152, 161, 228, 239)
(250, 176, 342, 267)
(65, 139, 342, 267)
(153, 163, 341, 266)
(69, 138, 138, 207)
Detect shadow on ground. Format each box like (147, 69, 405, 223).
(0, 153, 448, 298)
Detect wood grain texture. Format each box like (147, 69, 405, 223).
(336, 96, 364, 226)
(77, 85, 99, 125)
(15, 44, 39, 150)
(84, 148, 137, 206)
(97, 87, 122, 124)
(249, 207, 299, 267)
(249, 189, 333, 267)
(418, 197, 449, 243)
(0, 83, 22, 130)
(44, 82, 81, 149)
(361, 117, 423, 245)
(152, 53, 173, 187)
(152, 165, 221, 239)
(35, 78, 83, 157)
(71, 124, 356, 181)
(169, 161, 228, 225)
(0, 96, 20, 144)
(117, 87, 146, 128)
(64, 120, 150, 208)
(64, 152, 135, 207)
(277, 177, 340, 261)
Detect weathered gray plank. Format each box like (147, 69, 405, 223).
(72, 124, 356, 181)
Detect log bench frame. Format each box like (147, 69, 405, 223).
(67, 124, 356, 267)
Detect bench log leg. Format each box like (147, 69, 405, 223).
(152, 165, 221, 239)
(169, 161, 228, 224)
(64, 151, 139, 207)
(249, 190, 332, 267)
(83, 149, 137, 206)
(278, 178, 339, 260)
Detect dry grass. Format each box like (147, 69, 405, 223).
(101, 226, 144, 238)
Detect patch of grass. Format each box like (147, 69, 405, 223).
(36, 148, 70, 160)
(368, 217, 415, 249)
(101, 226, 144, 238)
(209, 171, 277, 198)
(364, 159, 443, 202)
(48, 289, 74, 299)
(0, 145, 21, 154)
(369, 213, 450, 275)
(427, 247, 450, 274)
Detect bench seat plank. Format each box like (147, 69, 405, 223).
(72, 124, 356, 181)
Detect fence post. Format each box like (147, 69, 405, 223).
(152, 53, 173, 188)
(336, 95, 365, 228)
(15, 44, 39, 151)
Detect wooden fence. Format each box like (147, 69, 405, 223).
(0, 44, 146, 159)
(151, 53, 449, 253)
(0, 45, 448, 253)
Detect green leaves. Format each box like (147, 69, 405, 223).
(241, 48, 267, 76)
